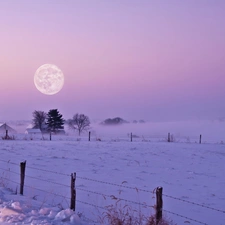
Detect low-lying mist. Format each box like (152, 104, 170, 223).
(2, 120, 225, 143)
(90, 120, 225, 142)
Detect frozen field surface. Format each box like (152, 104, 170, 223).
(0, 138, 225, 224)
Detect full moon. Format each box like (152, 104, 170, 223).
(34, 64, 64, 95)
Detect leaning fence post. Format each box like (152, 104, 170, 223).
(131, 132, 133, 142)
(50, 132, 52, 141)
(155, 186, 163, 224)
(20, 161, 26, 195)
(168, 133, 170, 142)
(199, 134, 202, 144)
(70, 172, 76, 211)
(89, 131, 91, 141)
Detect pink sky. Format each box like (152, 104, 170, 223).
(0, 0, 225, 122)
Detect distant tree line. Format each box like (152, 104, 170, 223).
(100, 117, 145, 125)
(32, 110, 142, 135)
(32, 109, 90, 135)
(101, 117, 128, 125)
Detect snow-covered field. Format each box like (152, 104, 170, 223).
(0, 121, 225, 224)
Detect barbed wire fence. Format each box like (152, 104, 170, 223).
(0, 159, 224, 224)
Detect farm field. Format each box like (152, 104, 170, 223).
(0, 135, 225, 225)
(1, 1, 225, 224)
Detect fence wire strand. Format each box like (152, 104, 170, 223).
(0, 159, 18, 166)
(77, 187, 153, 208)
(77, 176, 154, 193)
(25, 174, 70, 188)
(0, 167, 20, 175)
(24, 184, 70, 201)
(164, 209, 208, 225)
(77, 199, 106, 211)
(163, 193, 225, 214)
(1, 177, 20, 185)
(26, 165, 70, 177)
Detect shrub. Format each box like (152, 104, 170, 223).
(100, 200, 174, 225)
(2, 135, 15, 140)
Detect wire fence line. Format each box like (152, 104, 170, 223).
(77, 187, 154, 208)
(1, 130, 223, 145)
(26, 165, 71, 177)
(0, 177, 20, 185)
(1, 162, 225, 214)
(163, 209, 208, 225)
(24, 183, 70, 200)
(0, 160, 224, 225)
(77, 175, 154, 193)
(0, 158, 154, 192)
(25, 174, 70, 188)
(163, 193, 225, 214)
(77, 199, 106, 211)
(0, 167, 20, 175)
(0, 159, 18, 166)
(0, 161, 153, 208)
(4, 161, 222, 216)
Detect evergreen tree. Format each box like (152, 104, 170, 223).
(46, 109, 64, 132)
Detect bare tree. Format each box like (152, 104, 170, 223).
(32, 110, 47, 131)
(68, 113, 90, 135)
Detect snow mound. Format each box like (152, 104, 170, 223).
(0, 188, 85, 225)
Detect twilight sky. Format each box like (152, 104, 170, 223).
(0, 0, 225, 122)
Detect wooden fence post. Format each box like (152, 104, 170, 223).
(199, 134, 202, 144)
(131, 132, 132, 142)
(168, 133, 170, 142)
(50, 132, 51, 141)
(20, 161, 26, 195)
(70, 172, 76, 211)
(155, 186, 163, 224)
(89, 131, 91, 141)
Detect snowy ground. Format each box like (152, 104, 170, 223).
(0, 122, 225, 224)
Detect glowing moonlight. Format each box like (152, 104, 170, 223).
(34, 64, 64, 95)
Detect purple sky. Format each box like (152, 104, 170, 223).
(0, 0, 225, 122)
